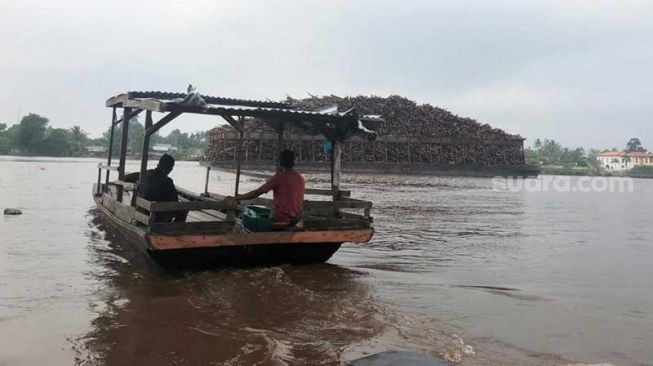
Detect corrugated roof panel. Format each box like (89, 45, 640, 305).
(125, 91, 293, 109)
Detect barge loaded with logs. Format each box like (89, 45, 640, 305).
(206, 95, 540, 177)
(93, 90, 378, 268)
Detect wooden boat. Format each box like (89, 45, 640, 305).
(93, 90, 381, 268)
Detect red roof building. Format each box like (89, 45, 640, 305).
(597, 151, 653, 171)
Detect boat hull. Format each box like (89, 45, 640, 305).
(93, 193, 356, 269)
(148, 243, 342, 269)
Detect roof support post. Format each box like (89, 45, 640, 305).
(104, 107, 117, 192)
(277, 127, 284, 151)
(385, 141, 389, 162)
(204, 166, 211, 196)
(96, 166, 102, 196)
(117, 107, 132, 202)
(220, 114, 246, 196)
(407, 142, 411, 163)
(298, 139, 302, 162)
(234, 116, 244, 196)
(140, 111, 153, 178)
(136, 110, 154, 182)
(331, 140, 342, 201)
(276, 122, 285, 163)
(134, 111, 153, 207)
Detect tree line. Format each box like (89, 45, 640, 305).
(0, 113, 208, 159)
(525, 138, 648, 174)
(2, 113, 646, 170)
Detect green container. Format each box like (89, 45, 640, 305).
(242, 205, 272, 232)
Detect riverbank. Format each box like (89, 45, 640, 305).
(627, 165, 653, 179)
(538, 164, 653, 178)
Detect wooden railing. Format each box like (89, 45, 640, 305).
(197, 187, 372, 229)
(305, 188, 351, 197)
(136, 197, 238, 213)
(303, 199, 371, 210)
(96, 163, 121, 195)
(100, 179, 372, 234)
(108, 180, 135, 191)
(303, 197, 371, 222)
(300, 197, 372, 230)
(135, 197, 239, 234)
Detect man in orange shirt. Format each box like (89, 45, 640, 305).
(227, 149, 305, 225)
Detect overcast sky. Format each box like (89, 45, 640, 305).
(1, 0, 651, 149)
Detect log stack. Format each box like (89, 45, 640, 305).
(206, 95, 525, 168)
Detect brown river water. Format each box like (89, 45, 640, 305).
(1, 156, 652, 366)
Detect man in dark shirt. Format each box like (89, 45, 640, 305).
(139, 154, 187, 222)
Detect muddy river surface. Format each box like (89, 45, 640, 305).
(1, 156, 652, 366)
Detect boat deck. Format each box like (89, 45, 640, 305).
(110, 188, 229, 223)
(102, 183, 373, 232)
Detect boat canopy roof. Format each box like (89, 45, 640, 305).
(102, 89, 377, 203)
(106, 90, 382, 141)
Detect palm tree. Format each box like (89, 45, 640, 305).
(69, 125, 88, 156)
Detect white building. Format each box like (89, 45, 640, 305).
(151, 144, 178, 153)
(85, 145, 106, 153)
(597, 151, 653, 171)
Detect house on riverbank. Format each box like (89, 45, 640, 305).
(597, 151, 653, 171)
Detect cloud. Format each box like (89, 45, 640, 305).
(0, 0, 651, 149)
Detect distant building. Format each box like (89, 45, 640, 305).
(85, 146, 106, 153)
(85, 146, 107, 157)
(151, 144, 178, 153)
(597, 151, 653, 171)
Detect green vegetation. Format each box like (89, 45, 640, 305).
(526, 138, 651, 176)
(102, 121, 208, 160)
(0, 114, 95, 156)
(525, 139, 605, 175)
(626, 137, 646, 152)
(0, 123, 11, 154)
(157, 129, 209, 160)
(102, 118, 209, 160)
(0, 113, 208, 160)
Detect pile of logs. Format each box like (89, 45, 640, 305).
(289, 95, 521, 140)
(205, 95, 526, 167)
